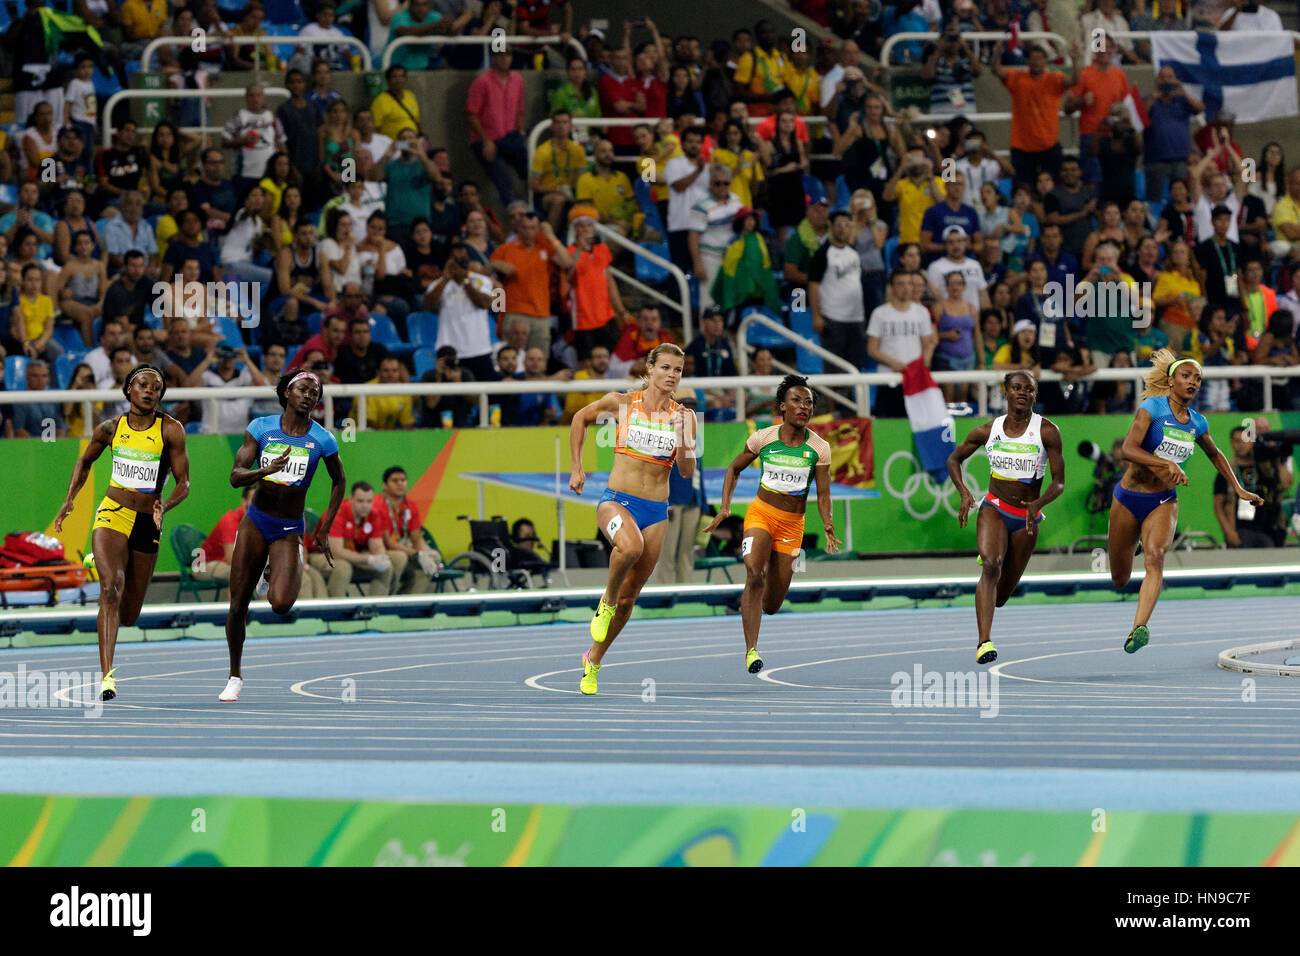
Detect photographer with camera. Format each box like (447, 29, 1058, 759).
(1213, 421, 1292, 548)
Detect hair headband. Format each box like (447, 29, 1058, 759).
(1167, 359, 1201, 378)
(288, 370, 320, 391)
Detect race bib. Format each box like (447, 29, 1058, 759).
(261, 443, 311, 485)
(1237, 498, 1257, 521)
(760, 454, 813, 495)
(986, 440, 1041, 481)
(111, 452, 160, 491)
(1153, 426, 1196, 465)
(1223, 273, 1238, 298)
(1038, 322, 1057, 349)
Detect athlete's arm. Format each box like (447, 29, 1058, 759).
(229, 431, 288, 487)
(315, 452, 346, 568)
(159, 417, 192, 527)
(675, 408, 698, 479)
(1121, 408, 1185, 485)
(813, 463, 840, 554)
(1028, 420, 1066, 521)
(1198, 432, 1264, 504)
(948, 421, 992, 528)
(703, 447, 757, 534)
(568, 392, 622, 494)
(54, 418, 116, 531)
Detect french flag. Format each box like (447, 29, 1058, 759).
(902, 359, 955, 483)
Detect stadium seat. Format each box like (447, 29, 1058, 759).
(406, 311, 439, 346)
(171, 524, 223, 602)
(883, 235, 900, 271)
(741, 306, 792, 349)
(53, 325, 89, 353)
(367, 312, 401, 348)
(91, 316, 103, 343)
(213, 315, 245, 347)
(1134, 169, 1146, 201)
(788, 295, 823, 375)
(305, 311, 323, 335)
(997, 177, 1013, 201)
(4, 356, 29, 390)
(833, 174, 850, 212)
(141, 311, 162, 331)
(801, 175, 825, 205)
(54, 351, 88, 389)
(633, 178, 666, 237)
(263, 0, 304, 22)
(413, 347, 437, 380)
(635, 242, 671, 283)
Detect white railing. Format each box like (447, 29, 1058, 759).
(381, 34, 586, 70)
(139, 34, 373, 72)
(101, 87, 290, 147)
(593, 222, 694, 344)
(735, 311, 866, 416)
(880, 31, 1071, 67)
(5, 367, 1299, 436)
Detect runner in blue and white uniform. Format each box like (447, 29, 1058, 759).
(949, 371, 1065, 664)
(1108, 350, 1261, 654)
(218, 370, 346, 701)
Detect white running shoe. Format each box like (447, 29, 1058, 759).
(255, 571, 270, 599)
(219, 676, 243, 702)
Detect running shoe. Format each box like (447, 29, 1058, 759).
(1124, 625, 1149, 654)
(100, 667, 117, 702)
(589, 599, 615, 643)
(255, 571, 271, 599)
(579, 650, 600, 696)
(219, 676, 243, 702)
(746, 647, 764, 674)
(976, 641, 997, 665)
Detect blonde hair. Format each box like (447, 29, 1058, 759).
(642, 342, 685, 387)
(1141, 348, 1187, 399)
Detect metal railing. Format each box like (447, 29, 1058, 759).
(139, 34, 373, 72)
(381, 34, 587, 70)
(881, 30, 1071, 67)
(593, 222, 694, 343)
(100, 87, 290, 147)
(735, 310, 867, 416)
(5, 366, 1300, 437)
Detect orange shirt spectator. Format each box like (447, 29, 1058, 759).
(329, 499, 385, 551)
(1072, 63, 1129, 138)
(489, 215, 572, 351)
(569, 240, 615, 331)
(1002, 69, 1069, 153)
(613, 312, 674, 365)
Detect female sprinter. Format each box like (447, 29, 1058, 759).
(1108, 351, 1261, 653)
(54, 366, 191, 701)
(569, 343, 698, 696)
(219, 370, 345, 701)
(704, 375, 839, 673)
(949, 371, 1065, 664)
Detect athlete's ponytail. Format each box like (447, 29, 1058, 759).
(1141, 348, 1181, 400)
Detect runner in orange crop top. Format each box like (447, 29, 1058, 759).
(568, 343, 698, 695)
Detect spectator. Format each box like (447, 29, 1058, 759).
(630, 30, 670, 121)
(1143, 68, 1203, 204)
(530, 111, 587, 232)
(293, 0, 354, 72)
(367, 356, 417, 430)
(508, 347, 563, 426)
(273, 221, 330, 332)
(1028, 222, 1079, 293)
(1081, 200, 1125, 273)
(50, 128, 98, 216)
(992, 319, 1042, 374)
(1043, 157, 1096, 262)
(684, 306, 739, 381)
(1269, 169, 1300, 265)
(882, 0, 929, 64)
(20, 103, 59, 184)
(155, 188, 189, 263)
(611, 306, 674, 378)
(386, 0, 443, 71)
(334, 315, 390, 385)
(8, 264, 64, 364)
(276, 71, 322, 188)
(1081, 1, 1140, 64)
(102, 191, 159, 273)
(219, 186, 274, 287)
(131, 324, 171, 379)
(61, 55, 98, 165)
(710, 121, 764, 210)
(189, 344, 270, 434)
(764, 112, 809, 241)
(370, 65, 420, 145)
(657, 392, 707, 583)
(227, 1, 280, 72)
(374, 465, 441, 594)
(1133, 0, 1191, 62)
(425, 240, 499, 382)
(597, 46, 646, 155)
(667, 65, 707, 122)
(566, 213, 630, 357)
(1152, 239, 1204, 353)
(316, 482, 398, 596)
(954, 131, 1011, 200)
(0, 183, 55, 261)
(664, 127, 711, 270)
(194, 486, 255, 590)
(1190, 149, 1247, 244)
(249, 343, 288, 418)
(574, 139, 640, 238)
(490, 213, 572, 353)
(289, 313, 349, 370)
(10, 360, 67, 438)
(187, 148, 237, 247)
(320, 210, 362, 301)
(1079, 239, 1140, 369)
(103, 250, 154, 328)
(867, 270, 939, 416)
(1090, 104, 1142, 205)
(1196, 205, 1243, 314)
(920, 19, 981, 116)
(54, 231, 108, 345)
(1213, 423, 1290, 548)
(689, 164, 745, 309)
(883, 149, 945, 246)
(421, 345, 477, 428)
(404, 217, 448, 289)
(52, 190, 103, 268)
(96, 120, 150, 216)
(550, 57, 603, 136)
(1238, 260, 1279, 342)
(925, 227, 989, 311)
(60, 361, 101, 437)
(919, 171, 981, 259)
(1249, 142, 1286, 219)
(711, 208, 781, 316)
(221, 85, 287, 199)
(467, 50, 528, 205)
(931, 273, 981, 399)
(810, 210, 869, 373)
(993, 42, 1077, 186)
(561, 344, 616, 423)
(1219, 0, 1284, 31)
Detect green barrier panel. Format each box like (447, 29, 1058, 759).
(8, 413, 1291, 573)
(2, 794, 1297, 866)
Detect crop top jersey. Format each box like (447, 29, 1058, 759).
(614, 390, 683, 468)
(745, 424, 832, 497)
(985, 413, 1048, 483)
(107, 413, 170, 494)
(246, 415, 339, 487)
(1138, 395, 1208, 465)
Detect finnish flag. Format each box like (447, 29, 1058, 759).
(1151, 31, 1297, 125)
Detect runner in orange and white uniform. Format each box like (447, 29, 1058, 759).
(568, 343, 698, 695)
(706, 375, 839, 674)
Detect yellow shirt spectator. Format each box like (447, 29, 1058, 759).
(562, 369, 610, 424)
(576, 168, 641, 233)
(783, 64, 821, 115)
(530, 137, 587, 192)
(18, 293, 55, 342)
(156, 214, 179, 262)
(371, 89, 421, 141)
(894, 176, 946, 244)
(733, 47, 789, 114)
(710, 148, 765, 209)
(1271, 193, 1300, 237)
(119, 0, 168, 40)
(365, 379, 416, 429)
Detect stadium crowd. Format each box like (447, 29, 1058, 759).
(2, 0, 1299, 442)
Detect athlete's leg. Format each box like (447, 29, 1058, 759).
(740, 527, 775, 652)
(1134, 500, 1178, 629)
(120, 549, 159, 626)
(225, 515, 270, 679)
(974, 505, 1008, 646)
(995, 524, 1039, 608)
(761, 550, 796, 616)
(265, 535, 303, 616)
(595, 500, 644, 606)
(588, 519, 666, 664)
(91, 524, 131, 677)
(1107, 493, 1142, 588)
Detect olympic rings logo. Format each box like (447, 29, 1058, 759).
(882, 450, 982, 521)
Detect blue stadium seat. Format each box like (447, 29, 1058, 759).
(367, 312, 401, 348)
(883, 235, 900, 271)
(633, 178, 665, 237)
(141, 311, 162, 331)
(833, 174, 850, 212)
(262, 0, 304, 22)
(305, 311, 323, 334)
(997, 176, 1013, 201)
(5, 356, 29, 390)
(406, 311, 439, 346)
(213, 315, 245, 346)
(787, 296, 823, 375)
(413, 347, 437, 380)
(55, 351, 88, 389)
(801, 175, 826, 205)
(1133, 168, 1146, 201)
(54, 325, 89, 353)
(741, 306, 792, 349)
(92, 316, 103, 343)
(635, 242, 671, 283)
